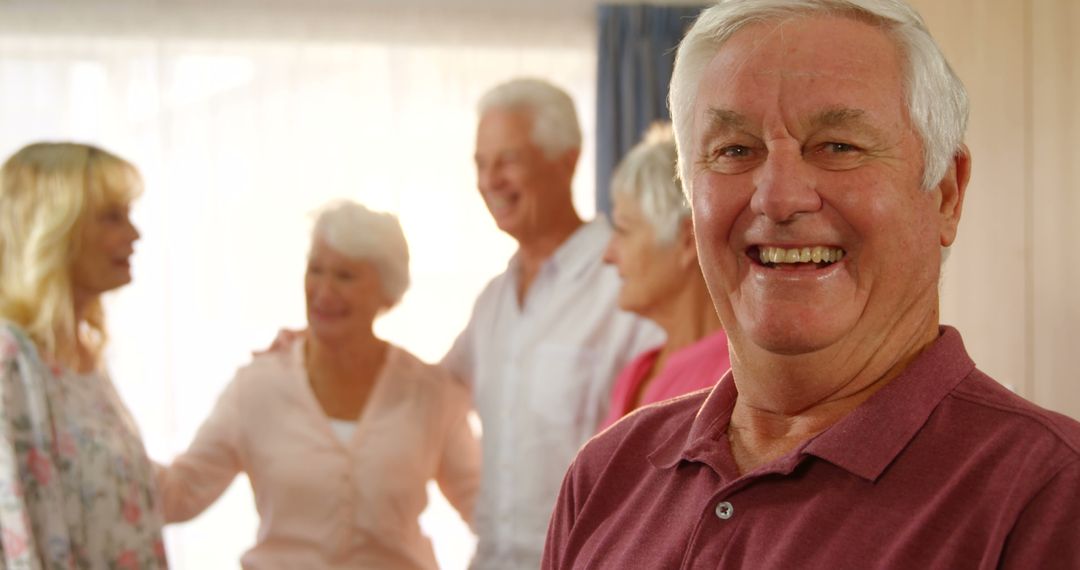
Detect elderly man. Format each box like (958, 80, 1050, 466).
(543, 1, 1080, 568)
(442, 78, 661, 570)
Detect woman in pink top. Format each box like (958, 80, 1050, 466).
(599, 124, 730, 431)
(156, 200, 480, 569)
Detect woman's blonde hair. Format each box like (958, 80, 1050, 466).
(0, 142, 142, 367)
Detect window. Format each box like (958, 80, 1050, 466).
(0, 11, 596, 568)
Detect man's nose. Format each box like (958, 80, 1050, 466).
(750, 149, 822, 223)
(478, 164, 504, 191)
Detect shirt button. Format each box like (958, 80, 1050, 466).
(715, 501, 734, 520)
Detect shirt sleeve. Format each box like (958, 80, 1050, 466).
(541, 456, 583, 570)
(155, 375, 245, 523)
(440, 322, 475, 391)
(999, 457, 1080, 569)
(434, 382, 481, 528)
(0, 327, 72, 569)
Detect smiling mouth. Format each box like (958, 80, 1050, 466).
(751, 245, 846, 269)
(485, 193, 516, 213)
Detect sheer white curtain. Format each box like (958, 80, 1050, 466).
(0, 7, 597, 569)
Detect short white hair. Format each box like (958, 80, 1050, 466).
(670, 0, 969, 195)
(311, 199, 410, 307)
(610, 122, 689, 245)
(478, 77, 582, 158)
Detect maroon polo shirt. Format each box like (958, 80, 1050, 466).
(543, 327, 1080, 569)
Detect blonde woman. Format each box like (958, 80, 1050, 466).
(0, 143, 167, 568)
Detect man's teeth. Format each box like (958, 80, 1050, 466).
(758, 246, 845, 264)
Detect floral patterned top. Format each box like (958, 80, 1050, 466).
(0, 321, 167, 569)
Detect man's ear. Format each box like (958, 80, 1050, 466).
(937, 144, 971, 247)
(558, 147, 580, 178)
(677, 217, 698, 269)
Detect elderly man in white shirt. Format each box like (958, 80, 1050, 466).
(442, 78, 662, 570)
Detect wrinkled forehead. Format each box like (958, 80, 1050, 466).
(476, 107, 535, 145)
(692, 14, 908, 134)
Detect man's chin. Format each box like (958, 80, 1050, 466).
(496, 221, 530, 242)
(492, 215, 519, 233)
(739, 320, 848, 357)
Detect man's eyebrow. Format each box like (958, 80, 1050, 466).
(809, 107, 885, 139)
(696, 109, 751, 157)
(703, 108, 749, 134)
(699, 107, 887, 144)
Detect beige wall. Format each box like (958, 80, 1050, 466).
(912, 0, 1080, 420)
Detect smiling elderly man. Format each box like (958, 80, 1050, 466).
(542, 1, 1080, 568)
(443, 78, 661, 570)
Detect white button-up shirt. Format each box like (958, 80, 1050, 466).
(442, 219, 663, 570)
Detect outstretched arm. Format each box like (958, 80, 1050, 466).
(155, 377, 245, 523)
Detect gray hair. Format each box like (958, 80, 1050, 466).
(610, 122, 689, 245)
(310, 199, 410, 307)
(478, 77, 582, 158)
(670, 0, 969, 195)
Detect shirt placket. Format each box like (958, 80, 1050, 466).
(675, 482, 737, 568)
(502, 265, 554, 555)
(678, 466, 790, 568)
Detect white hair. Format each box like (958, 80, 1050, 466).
(670, 0, 969, 195)
(610, 122, 689, 245)
(311, 199, 410, 307)
(478, 77, 582, 158)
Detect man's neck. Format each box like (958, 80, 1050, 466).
(725, 314, 941, 474)
(514, 212, 583, 304)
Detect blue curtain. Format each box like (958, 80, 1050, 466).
(595, 4, 705, 216)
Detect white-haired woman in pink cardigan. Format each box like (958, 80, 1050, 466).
(157, 200, 480, 570)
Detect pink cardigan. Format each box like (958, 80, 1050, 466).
(599, 330, 731, 431)
(157, 339, 480, 570)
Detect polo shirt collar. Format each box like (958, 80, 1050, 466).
(649, 371, 737, 472)
(649, 327, 976, 482)
(805, 326, 975, 481)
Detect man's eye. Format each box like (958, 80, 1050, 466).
(825, 142, 857, 153)
(702, 143, 761, 175)
(718, 145, 751, 158)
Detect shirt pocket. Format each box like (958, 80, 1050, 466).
(526, 343, 599, 428)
